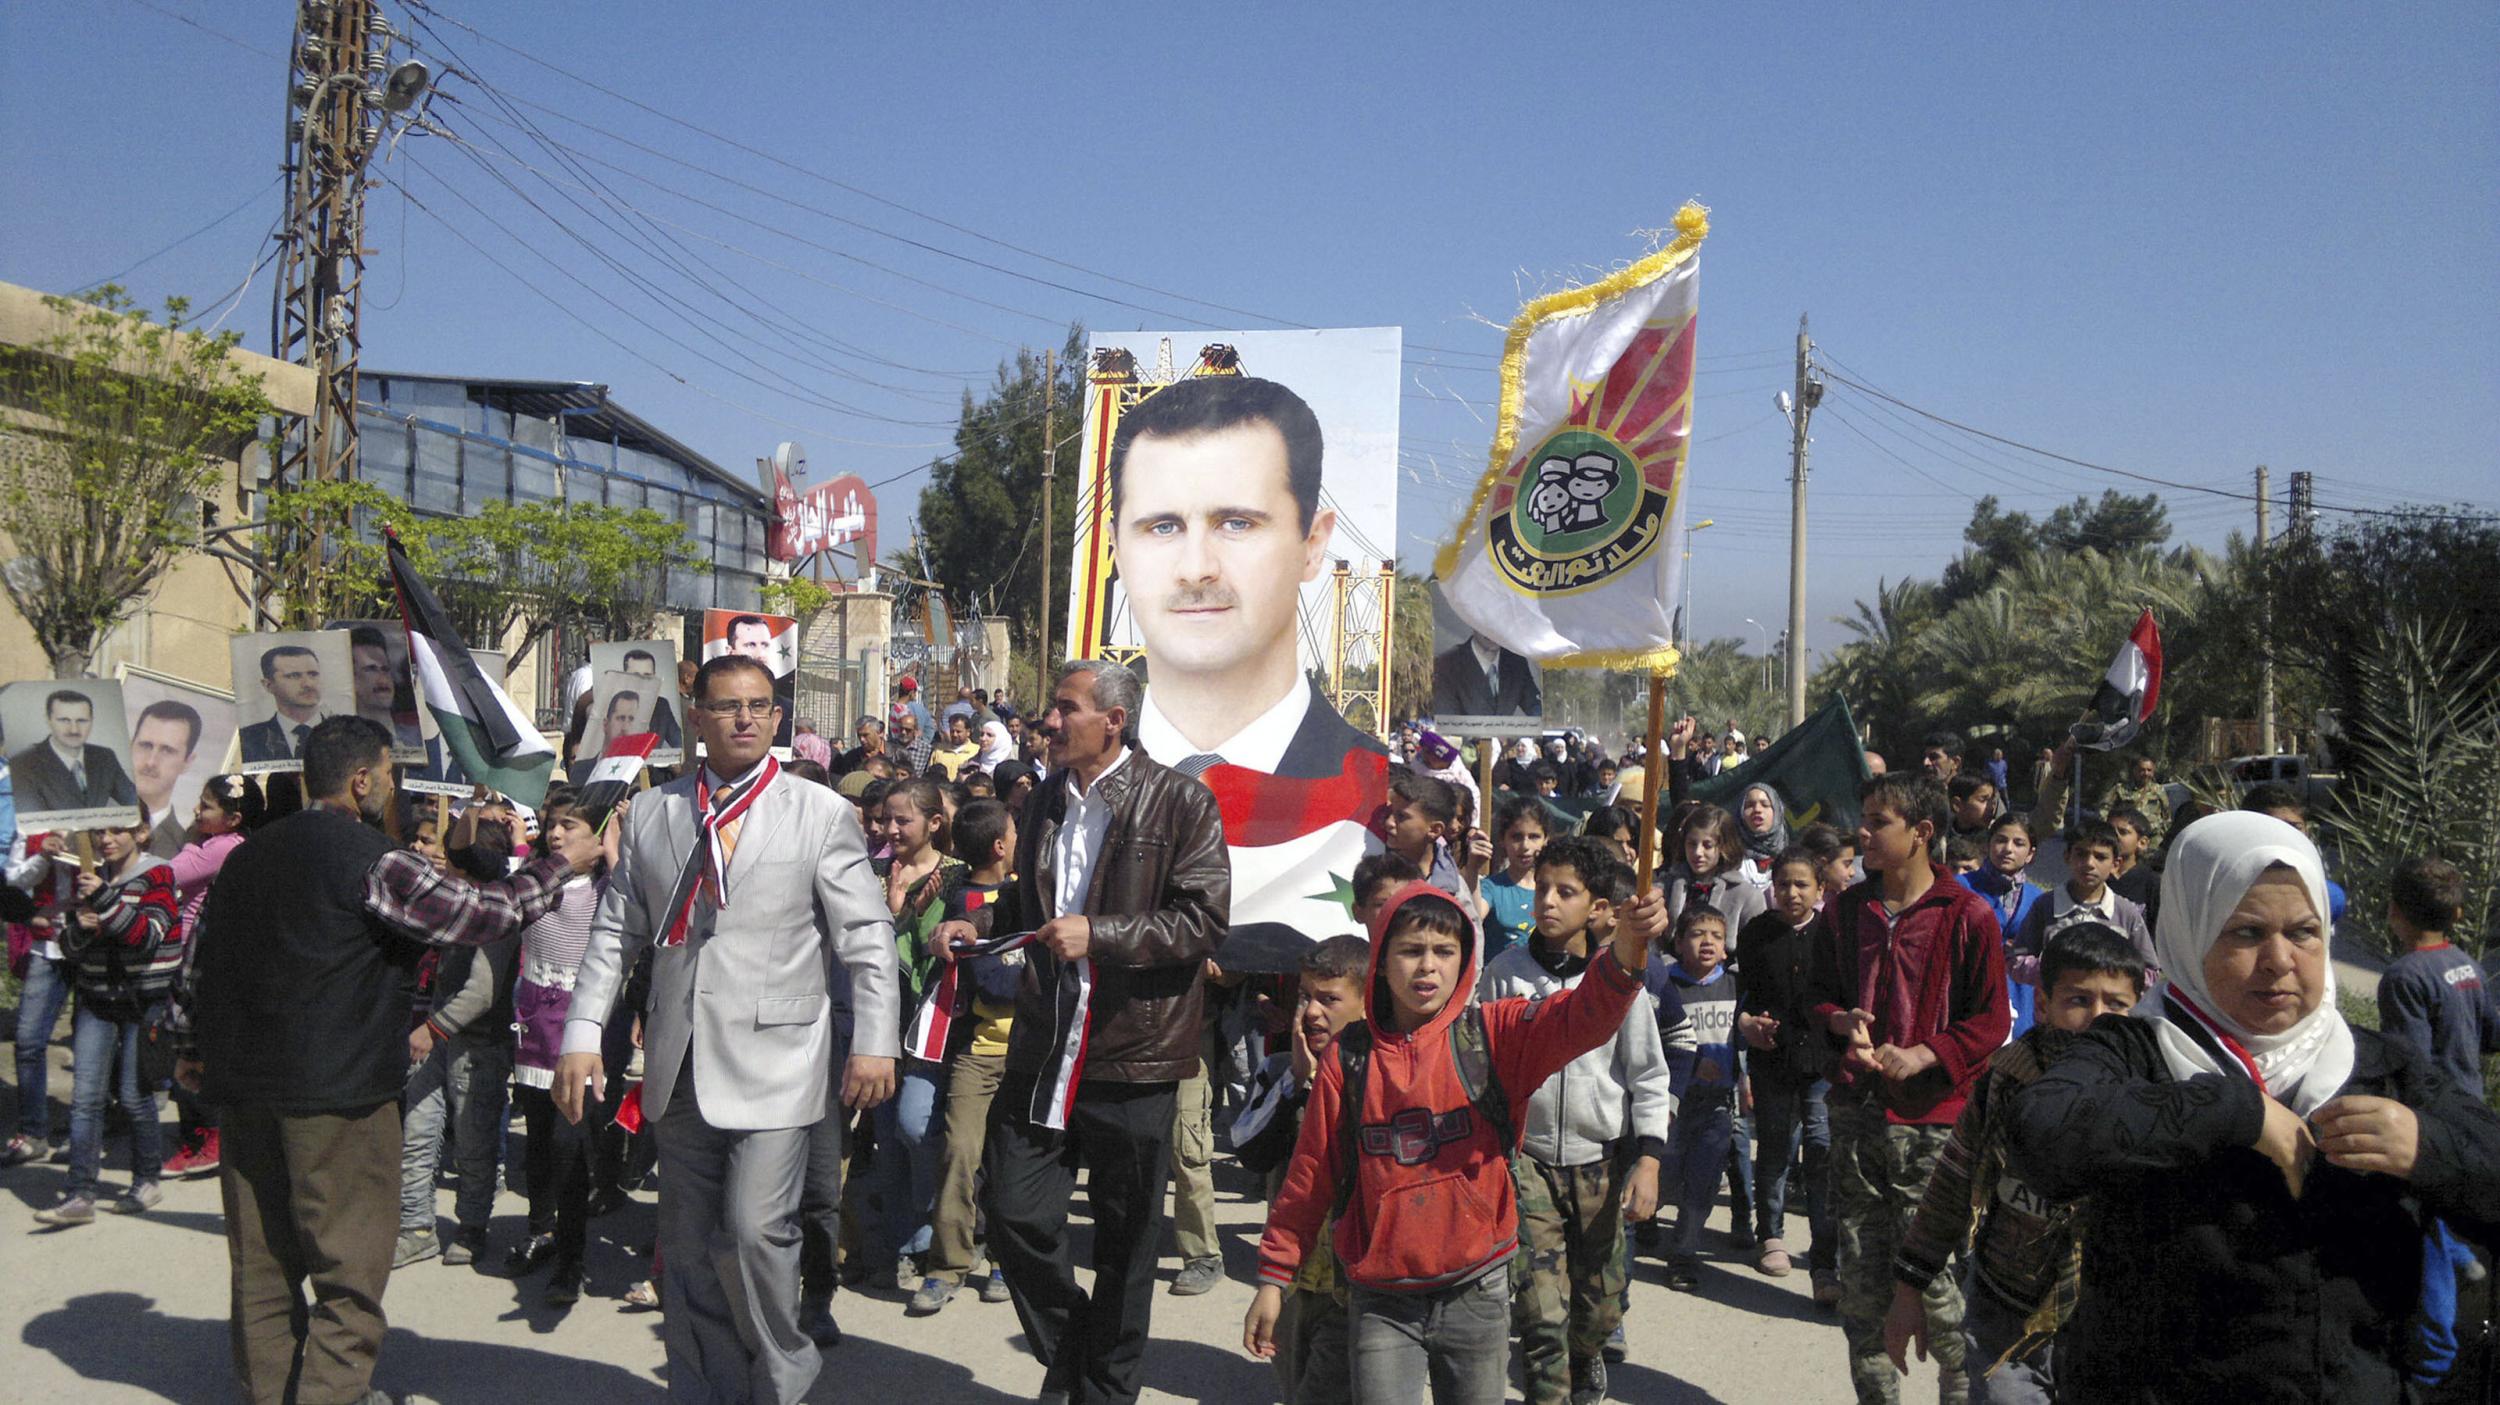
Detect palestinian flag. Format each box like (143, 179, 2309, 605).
(386, 533, 558, 805)
(577, 732, 660, 831)
(2074, 609, 2163, 752)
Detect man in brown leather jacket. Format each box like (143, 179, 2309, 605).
(942, 657, 1229, 1404)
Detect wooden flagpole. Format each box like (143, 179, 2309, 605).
(1634, 671, 1667, 895)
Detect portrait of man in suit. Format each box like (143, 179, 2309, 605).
(10, 688, 138, 817)
(238, 644, 330, 764)
(345, 624, 425, 756)
(130, 698, 202, 857)
(1431, 628, 1544, 719)
(620, 647, 682, 749)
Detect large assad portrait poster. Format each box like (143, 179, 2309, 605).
(589, 639, 685, 766)
(700, 609, 797, 755)
(116, 665, 240, 858)
(1061, 328, 1400, 973)
(227, 630, 358, 776)
(1, 678, 143, 832)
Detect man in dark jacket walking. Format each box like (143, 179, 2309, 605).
(938, 659, 1229, 1404)
(185, 718, 589, 1405)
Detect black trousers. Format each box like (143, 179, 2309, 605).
(514, 1084, 592, 1265)
(984, 1077, 1177, 1405)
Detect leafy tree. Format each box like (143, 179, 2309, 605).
(0, 287, 271, 676)
(907, 328, 1086, 665)
(1388, 571, 1434, 728)
(1939, 490, 2170, 604)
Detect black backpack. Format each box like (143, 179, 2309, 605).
(1328, 1003, 1516, 1218)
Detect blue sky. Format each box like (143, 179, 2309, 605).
(5, 1, 2493, 662)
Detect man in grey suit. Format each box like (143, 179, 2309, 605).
(555, 653, 900, 1405)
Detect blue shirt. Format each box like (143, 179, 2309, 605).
(1656, 961, 1740, 1095)
(1481, 871, 1535, 963)
(2378, 944, 2500, 1099)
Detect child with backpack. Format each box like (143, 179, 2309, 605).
(1245, 880, 1666, 1402)
(1480, 838, 1673, 1404)
(1231, 934, 1373, 1403)
(33, 821, 181, 1226)
(911, 797, 1020, 1314)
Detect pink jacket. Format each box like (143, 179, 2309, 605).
(168, 831, 244, 941)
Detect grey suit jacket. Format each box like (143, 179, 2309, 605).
(570, 770, 900, 1132)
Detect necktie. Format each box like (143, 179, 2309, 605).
(291, 723, 311, 756)
(1484, 657, 1501, 702)
(70, 757, 88, 792)
(1175, 753, 1224, 779)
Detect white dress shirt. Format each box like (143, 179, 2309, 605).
(1051, 747, 1131, 920)
(1136, 679, 1310, 774)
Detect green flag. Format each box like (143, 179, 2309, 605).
(1691, 697, 1872, 834)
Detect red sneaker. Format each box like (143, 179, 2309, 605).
(164, 1131, 221, 1178)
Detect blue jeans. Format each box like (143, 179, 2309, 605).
(68, 1004, 162, 1200)
(1753, 1072, 1834, 1267)
(13, 952, 71, 1141)
(873, 1057, 947, 1260)
(400, 1039, 512, 1236)
(1665, 1087, 1736, 1257)
(1348, 1270, 1511, 1405)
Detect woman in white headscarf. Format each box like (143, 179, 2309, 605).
(975, 718, 1017, 775)
(2006, 811, 2500, 1401)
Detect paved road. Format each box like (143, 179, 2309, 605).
(3, 1062, 1919, 1402)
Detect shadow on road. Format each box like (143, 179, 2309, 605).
(18, 1290, 664, 1403)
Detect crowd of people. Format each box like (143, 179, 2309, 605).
(4, 659, 2497, 1405)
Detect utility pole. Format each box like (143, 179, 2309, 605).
(1782, 315, 1823, 730)
(1034, 345, 1057, 705)
(2257, 464, 2276, 756)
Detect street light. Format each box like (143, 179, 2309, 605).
(1743, 616, 1770, 692)
(1680, 517, 1715, 653)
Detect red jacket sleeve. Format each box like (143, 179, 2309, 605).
(1484, 947, 1644, 1115)
(1921, 900, 2011, 1091)
(1256, 1037, 1348, 1288)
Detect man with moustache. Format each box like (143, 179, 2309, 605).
(238, 645, 331, 764)
(130, 699, 203, 857)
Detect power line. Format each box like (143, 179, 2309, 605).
(78, 175, 283, 290)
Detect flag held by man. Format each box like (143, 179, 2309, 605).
(2073, 608, 2163, 751)
(1434, 203, 1707, 673)
(386, 533, 558, 806)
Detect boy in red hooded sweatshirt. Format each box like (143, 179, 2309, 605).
(1245, 880, 1668, 1402)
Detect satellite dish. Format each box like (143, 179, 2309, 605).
(378, 59, 430, 113)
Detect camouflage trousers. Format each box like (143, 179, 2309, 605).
(1510, 1153, 1629, 1405)
(1831, 1095, 1968, 1405)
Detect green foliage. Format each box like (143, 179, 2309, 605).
(762, 574, 835, 622)
(1939, 490, 2170, 605)
(0, 286, 272, 676)
(2315, 616, 2500, 962)
(1389, 571, 1435, 727)
(258, 478, 414, 626)
(907, 328, 1086, 661)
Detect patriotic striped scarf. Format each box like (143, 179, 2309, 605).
(906, 925, 1092, 1130)
(660, 757, 780, 947)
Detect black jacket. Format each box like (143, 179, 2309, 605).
(998, 749, 1230, 1084)
(1735, 909, 1827, 1082)
(2006, 1013, 2500, 1402)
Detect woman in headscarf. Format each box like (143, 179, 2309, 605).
(2006, 812, 2500, 1401)
(975, 718, 1017, 775)
(1414, 729, 1480, 827)
(1733, 781, 1790, 890)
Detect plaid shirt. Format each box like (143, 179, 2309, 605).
(889, 734, 934, 776)
(362, 846, 574, 949)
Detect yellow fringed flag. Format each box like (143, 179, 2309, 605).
(1434, 204, 1707, 674)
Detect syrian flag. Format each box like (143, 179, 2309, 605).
(2074, 609, 2163, 752)
(904, 926, 1093, 1128)
(577, 732, 660, 831)
(386, 533, 558, 805)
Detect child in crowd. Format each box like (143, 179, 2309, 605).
(1481, 838, 1672, 1404)
(1246, 881, 1664, 1402)
(1946, 834, 1985, 876)
(1654, 906, 1740, 1291)
(1379, 769, 1487, 920)
(1230, 934, 1371, 1404)
(1738, 846, 1839, 1303)
(1479, 794, 1549, 963)
(1664, 804, 1766, 951)
(1809, 773, 2010, 1405)
(1959, 813, 2047, 1035)
(911, 797, 1019, 1314)
(1946, 774, 1998, 844)
(2010, 820, 2155, 993)
(31, 821, 180, 1226)
(1349, 852, 1422, 935)
(1578, 804, 1639, 871)
(1734, 782, 1791, 889)
(1884, 923, 2146, 1401)
(159, 773, 262, 1178)
(1798, 821, 1859, 904)
(873, 778, 963, 1289)
(2375, 856, 2500, 1395)
(502, 793, 612, 1304)
(2103, 806, 2156, 907)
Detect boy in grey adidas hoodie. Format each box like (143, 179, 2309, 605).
(1479, 837, 1677, 1405)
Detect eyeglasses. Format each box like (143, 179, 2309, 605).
(695, 699, 781, 718)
